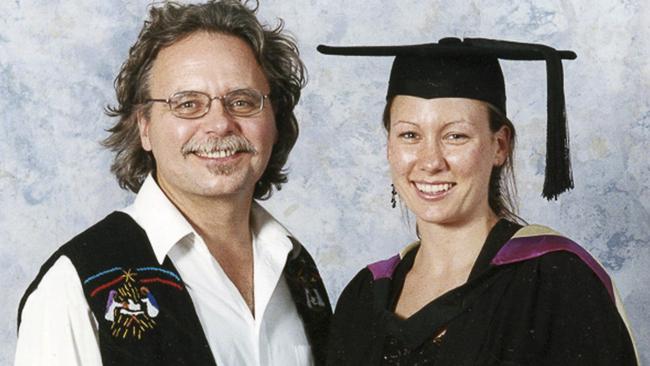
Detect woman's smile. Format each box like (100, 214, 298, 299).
(412, 181, 456, 200)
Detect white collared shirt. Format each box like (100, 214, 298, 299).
(15, 175, 313, 366)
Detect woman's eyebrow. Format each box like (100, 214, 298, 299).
(442, 119, 476, 128)
(392, 120, 419, 127)
(392, 118, 477, 128)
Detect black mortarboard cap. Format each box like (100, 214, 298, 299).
(317, 37, 577, 200)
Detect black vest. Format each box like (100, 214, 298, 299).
(18, 212, 331, 366)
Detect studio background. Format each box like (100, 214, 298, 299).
(1, 0, 648, 364)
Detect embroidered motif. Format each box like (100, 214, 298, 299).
(83, 267, 123, 284)
(292, 263, 327, 309)
(84, 266, 184, 340)
(104, 270, 159, 339)
(137, 266, 182, 281)
(304, 287, 326, 309)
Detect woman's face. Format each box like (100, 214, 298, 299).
(387, 96, 510, 227)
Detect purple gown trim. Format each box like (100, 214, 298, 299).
(368, 254, 401, 280)
(492, 234, 614, 301)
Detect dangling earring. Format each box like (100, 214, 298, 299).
(391, 184, 397, 208)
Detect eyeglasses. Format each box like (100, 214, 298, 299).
(145, 89, 269, 119)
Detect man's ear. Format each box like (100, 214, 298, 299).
(138, 110, 153, 152)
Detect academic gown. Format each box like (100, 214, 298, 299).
(327, 220, 638, 366)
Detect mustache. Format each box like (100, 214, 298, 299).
(181, 135, 257, 156)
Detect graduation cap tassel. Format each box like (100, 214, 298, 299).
(542, 50, 574, 200)
(464, 38, 576, 199)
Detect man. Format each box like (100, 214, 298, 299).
(15, 1, 331, 365)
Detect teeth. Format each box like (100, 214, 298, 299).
(415, 183, 453, 194)
(196, 150, 236, 159)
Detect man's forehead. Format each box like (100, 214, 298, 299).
(148, 31, 269, 94)
(152, 32, 255, 71)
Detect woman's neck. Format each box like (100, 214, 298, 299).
(413, 213, 500, 277)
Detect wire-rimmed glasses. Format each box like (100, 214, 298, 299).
(145, 89, 269, 119)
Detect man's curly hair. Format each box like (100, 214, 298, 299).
(103, 0, 305, 199)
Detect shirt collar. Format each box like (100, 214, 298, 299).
(122, 174, 295, 265)
(251, 201, 295, 261)
(122, 175, 195, 264)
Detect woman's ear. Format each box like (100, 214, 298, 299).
(494, 125, 511, 167)
(386, 137, 391, 161)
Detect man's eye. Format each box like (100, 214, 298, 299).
(171, 98, 203, 110)
(230, 99, 254, 108)
(179, 101, 198, 109)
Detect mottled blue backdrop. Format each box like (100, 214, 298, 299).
(1, 0, 648, 364)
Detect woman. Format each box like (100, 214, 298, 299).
(318, 38, 638, 365)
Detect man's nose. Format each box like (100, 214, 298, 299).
(200, 98, 238, 135)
